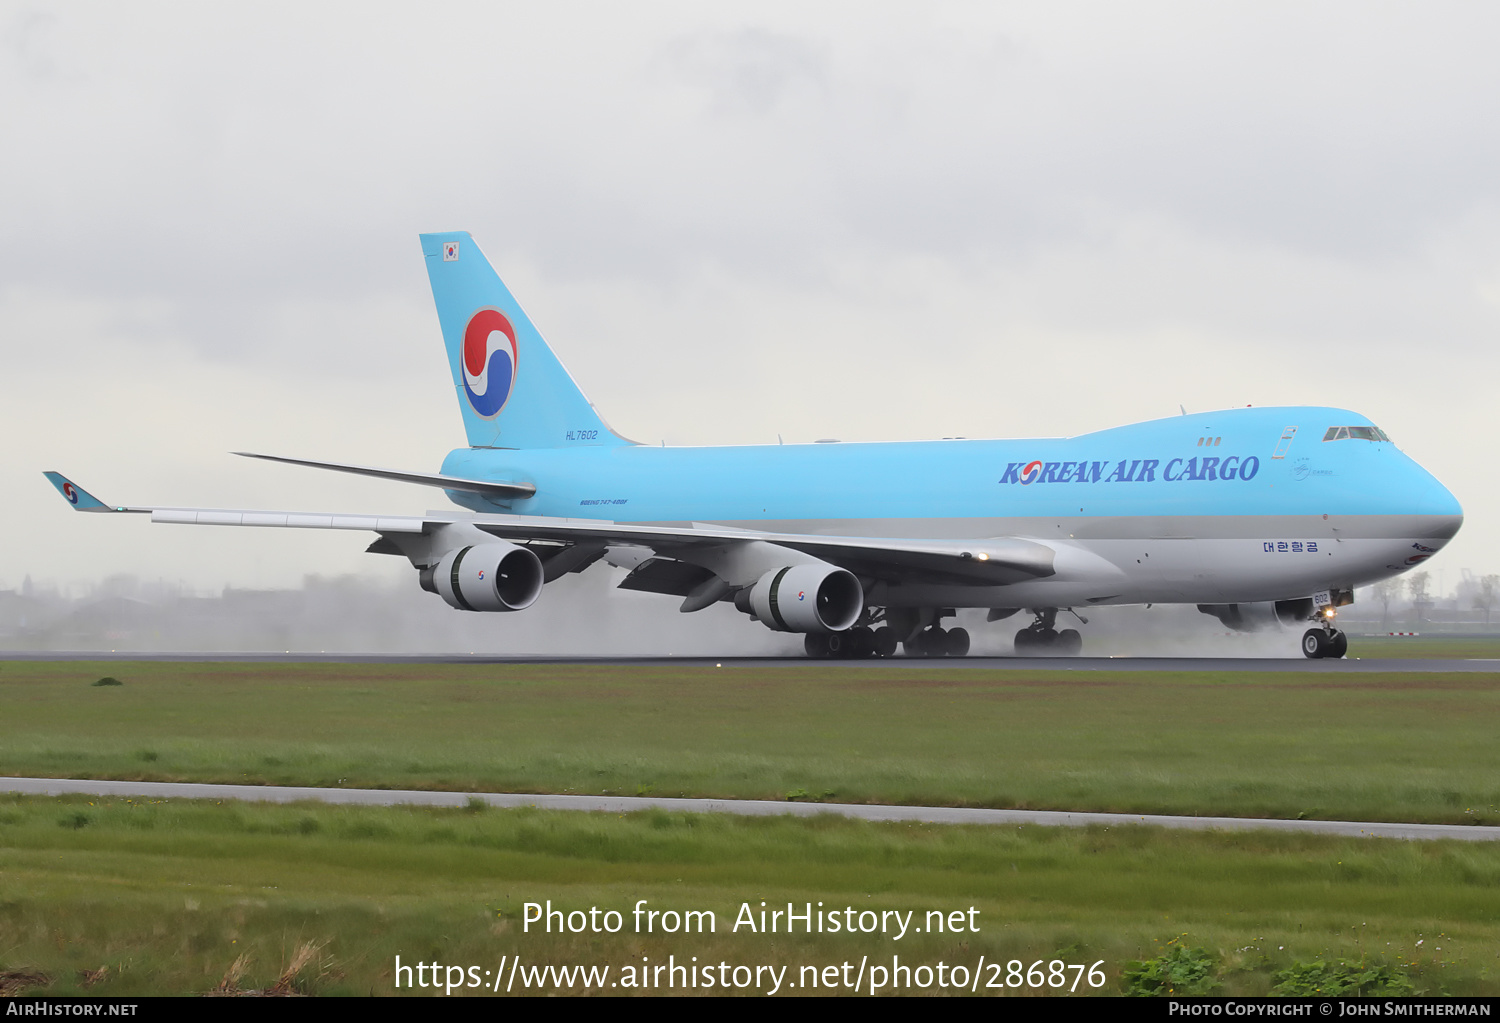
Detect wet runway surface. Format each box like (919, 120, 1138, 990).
(4, 776, 1495, 842)
(3, 652, 1498, 672)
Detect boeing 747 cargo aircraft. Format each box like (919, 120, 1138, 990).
(47, 232, 1463, 658)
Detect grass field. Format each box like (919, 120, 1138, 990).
(1073, 631, 1500, 660)
(1, 794, 1497, 996)
(3, 659, 1498, 996)
(1, 661, 1497, 825)
(1346, 635, 1500, 660)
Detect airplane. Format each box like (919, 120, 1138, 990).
(45, 231, 1463, 659)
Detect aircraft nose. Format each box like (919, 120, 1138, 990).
(1433, 510, 1463, 541)
(1430, 511, 1463, 541)
(1410, 464, 1462, 540)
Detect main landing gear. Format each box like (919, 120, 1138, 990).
(1012, 608, 1084, 656)
(804, 607, 902, 659)
(902, 625, 970, 658)
(802, 608, 970, 658)
(804, 624, 900, 659)
(804, 623, 973, 658)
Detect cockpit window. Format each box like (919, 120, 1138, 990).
(1322, 425, 1390, 442)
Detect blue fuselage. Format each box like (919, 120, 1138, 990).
(437, 406, 1460, 607)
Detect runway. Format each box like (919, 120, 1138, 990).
(5, 776, 1496, 842)
(2, 652, 1498, 672)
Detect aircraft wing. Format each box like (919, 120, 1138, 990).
(43, 472, 1055, 587)
(45, 472, 436, 532)
(465, 516, 1056, 586)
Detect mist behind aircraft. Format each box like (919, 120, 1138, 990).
(3, 570, 1480, 657)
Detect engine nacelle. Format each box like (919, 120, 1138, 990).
(1197, 598, 1314, 632)
(747, 563, 863, 634)
(431, 543, 544, 612)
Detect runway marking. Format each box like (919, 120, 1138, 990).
(3, 777, 1495, 842)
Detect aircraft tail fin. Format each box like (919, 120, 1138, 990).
(420, 232, 634, 449)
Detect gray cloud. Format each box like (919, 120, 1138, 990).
(4, 2, 1497, 597)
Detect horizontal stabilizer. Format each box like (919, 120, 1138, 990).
(234, 452, 536, 500)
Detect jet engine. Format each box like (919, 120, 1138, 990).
(428, 543, 544, 612)
(742, 563, 863, 634)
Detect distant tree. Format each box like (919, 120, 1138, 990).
(1370, 579, 1402, 628)
(1476, 574, 1500, 628)
(1407, 571, 1430, 602)
(1407, 571, 1431, 623)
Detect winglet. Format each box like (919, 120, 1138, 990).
(43, 472, 133, 513)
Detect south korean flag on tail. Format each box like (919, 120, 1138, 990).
(443, 240, 460, 261)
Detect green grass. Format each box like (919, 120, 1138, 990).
(1, 794, 1497, 996)
(1348, 636, 1500, 660)
(2, 661, 1498, 825)
(3, 661, 1498, 996)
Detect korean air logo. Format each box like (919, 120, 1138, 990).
(797, 591, 806, 601)
(1018, 460, 1043, 485)
(462, 308, 519, 419)
(61, 482, 79, 505)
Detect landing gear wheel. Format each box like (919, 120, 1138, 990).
(1057, 628, 1082, 656)
(905, 626, 951, 657)
(804, 633, 831, 658)
(1301, 628, 1329, 659)
(851, 626, 875, 659)
(1015, 628, 1060, 654)
(926, 626, 949, 656)
(826, 631, 854, 659)
(1329, 630, 1348, 659)
(945, 627, 970, 657)
(873, 627, 898, 658)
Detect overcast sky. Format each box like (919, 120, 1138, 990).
(4, 3, 1498, 598)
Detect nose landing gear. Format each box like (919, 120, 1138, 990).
(1300, 607, 1348, 659)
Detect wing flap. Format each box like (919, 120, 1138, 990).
(148, 508, 429, 532)
(618, 558, 717, 597)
